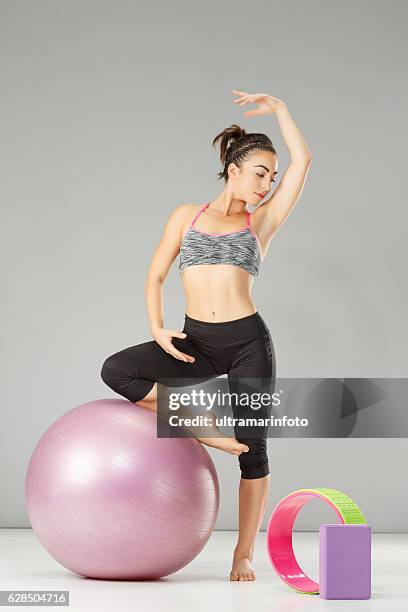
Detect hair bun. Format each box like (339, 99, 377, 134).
(230, 124, 246, 141)
(212, 124, 276, 183)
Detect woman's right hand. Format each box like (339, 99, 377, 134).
(152, 328, 196, 363)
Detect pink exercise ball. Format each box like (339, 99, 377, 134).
(25, 398, 220, 580)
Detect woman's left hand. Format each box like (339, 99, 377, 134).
(232, 90, 285, 116)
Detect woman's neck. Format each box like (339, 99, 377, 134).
(209, 195, 246, 217)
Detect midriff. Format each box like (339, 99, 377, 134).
(180, 263, 257, 322)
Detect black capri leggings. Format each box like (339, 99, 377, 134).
(100, 310, 276, 480)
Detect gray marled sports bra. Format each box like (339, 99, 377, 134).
(179, 202, 262, 277)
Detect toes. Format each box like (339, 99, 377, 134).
(231, 568, 255, 581)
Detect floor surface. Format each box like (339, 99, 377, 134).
(0, 530, 406, 611)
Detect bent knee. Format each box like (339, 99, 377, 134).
(100, 355, 124, 389)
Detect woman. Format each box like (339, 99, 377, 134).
(101, 90, 312, 581)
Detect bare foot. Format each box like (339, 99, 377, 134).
(195, 411, 249, 456)
(197, 435, 249, 456)
(230, 553, 256, 581)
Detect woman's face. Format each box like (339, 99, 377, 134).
(229, 151, 278, 205)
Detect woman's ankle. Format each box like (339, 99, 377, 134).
(233, 545, 254, 562)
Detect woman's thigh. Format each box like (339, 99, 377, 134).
(227, 329, 276, 437)
(101, 336, 223, 402)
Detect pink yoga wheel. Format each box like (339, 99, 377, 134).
(266, 488, 366, 594)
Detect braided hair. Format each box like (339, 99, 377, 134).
(212, 124, 277, 182)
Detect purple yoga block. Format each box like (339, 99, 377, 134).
(319, 524, 371, 600)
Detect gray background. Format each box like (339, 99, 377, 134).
(1, 0, 407, 532)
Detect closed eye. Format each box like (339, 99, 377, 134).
(256, 172, 276, 182)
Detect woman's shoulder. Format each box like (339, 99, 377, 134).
(174, 203, 202, 214)
(163, 204, 201, 233)
(171, 203, 202, 223)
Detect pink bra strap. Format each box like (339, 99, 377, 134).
(190, 202, 210, 228)
(246, 210, 251, 227)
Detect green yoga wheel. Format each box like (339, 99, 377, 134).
(266, 488, 367, 594)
